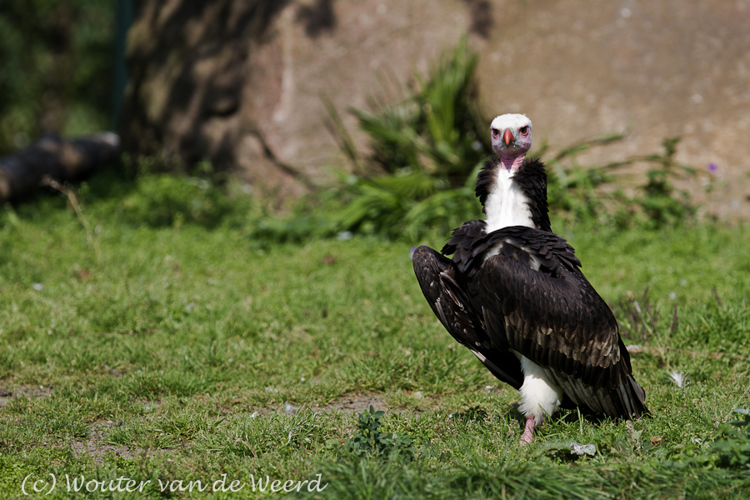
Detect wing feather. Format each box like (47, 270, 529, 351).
(476, 227, 648, 418)
(412, 245, 523, 389)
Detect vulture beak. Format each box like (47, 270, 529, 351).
(503, 128, 514, 146)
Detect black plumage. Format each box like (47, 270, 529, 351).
(413, 151, 648, 428)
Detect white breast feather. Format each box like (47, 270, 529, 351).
(484, 169, 533, 233)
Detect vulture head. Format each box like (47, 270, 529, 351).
(490, 113, 532, 170)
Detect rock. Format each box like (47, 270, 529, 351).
(121, 0, 472, 198)
(121, 1, 750, 217)
(476, 1, 750, 221)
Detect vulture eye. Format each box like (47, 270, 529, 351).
(491, 128, 499, 137)
(519, 126, 529, 135)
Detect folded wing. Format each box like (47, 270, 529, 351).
(477, 227, 647, 418)
(412, 244, 524, 390)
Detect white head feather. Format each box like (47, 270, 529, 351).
(490, 113, 532, 132)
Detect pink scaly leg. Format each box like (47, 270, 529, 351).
(520, 416, 535, 445)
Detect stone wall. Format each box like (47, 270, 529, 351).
(121, 0, 750, 217)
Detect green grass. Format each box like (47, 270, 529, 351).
(1, 193, 749, 499)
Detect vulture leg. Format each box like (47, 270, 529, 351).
(520, 416, 535, 445)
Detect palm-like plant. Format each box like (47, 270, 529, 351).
(328, 38, 487, 239)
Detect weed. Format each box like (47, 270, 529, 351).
(41, 177, 102, 264)
(118, 171, 232, 228)
(345, 406, 415, 461)
(710, 408, 750, 470)
(323, 38, 486, 239)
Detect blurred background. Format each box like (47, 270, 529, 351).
(0, 0, 128, 152)
(1, 0, 748, 230)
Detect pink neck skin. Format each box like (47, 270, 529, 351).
(497, 153, 526, 171)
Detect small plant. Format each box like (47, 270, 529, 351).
(541, 131, 627, 223)
(118, 156, 233, 228)
(120, 174, 231, 228)
(335, 37, 487, 184)
(612, 287, 659, 343)
(638, 137, 697, 228)
(544, 134, 699, 228)
(709, 408, 750, 470)
(346, 406, 415, 461)
(324, 38, 487, 239)
(41, 177, 102, 265)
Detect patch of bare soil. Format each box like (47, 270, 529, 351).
(70, 421, 158, 465)
(3, 391, 393, 463)
(238, 393, 389, 418)
(71, 395, 390, 464)
(0, 385, 163, 464)
(308, 393, 386, 413)
(0, 384, 53, 408)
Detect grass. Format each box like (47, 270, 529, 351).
(1, 188, 749, 499)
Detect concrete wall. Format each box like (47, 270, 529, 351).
(122, 0, 750, 218)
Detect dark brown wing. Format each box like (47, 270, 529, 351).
(477, 227, 648, 418)
(412, 245, 523, 389)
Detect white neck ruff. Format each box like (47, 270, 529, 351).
(483, 169, 534, 233)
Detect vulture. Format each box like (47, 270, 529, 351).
(412, 113, 648, 444)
